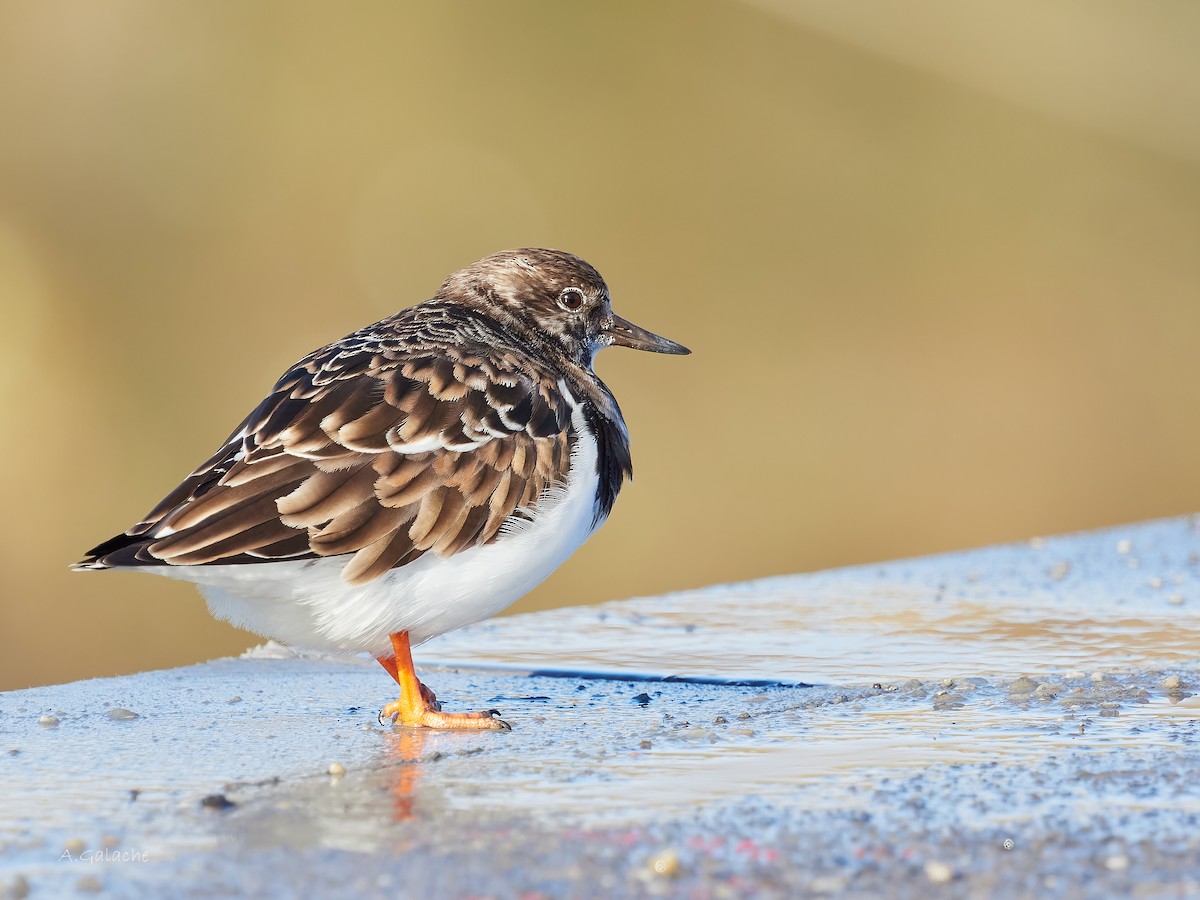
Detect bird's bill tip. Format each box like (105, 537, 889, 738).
(606, 314, 691, 355)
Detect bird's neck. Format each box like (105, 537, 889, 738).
(441, 297, 625, 431)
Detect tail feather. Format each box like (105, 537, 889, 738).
(72, 532, 162, 570)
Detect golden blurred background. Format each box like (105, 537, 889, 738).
(3, 2, 1200, 690)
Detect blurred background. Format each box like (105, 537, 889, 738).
(2, 1, 1199, 690)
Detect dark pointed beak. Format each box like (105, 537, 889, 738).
(606, 313, 691, 355)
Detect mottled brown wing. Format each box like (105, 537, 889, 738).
(81, 338, 574, 586)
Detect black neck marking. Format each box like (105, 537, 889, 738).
(582, 398, 632, 525)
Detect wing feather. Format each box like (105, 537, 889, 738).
(76, 307, 580, 588)
(342, 527, 419, 585)
(159, 518, 300, 565)
(311, 502, 415, 557)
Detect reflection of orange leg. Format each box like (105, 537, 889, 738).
(387, 728, 427, 821)
(376, 631, 510, 731)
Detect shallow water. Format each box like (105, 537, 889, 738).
(422, 517, 1200, 682)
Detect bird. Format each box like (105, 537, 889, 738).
(75, 248, 689, 731)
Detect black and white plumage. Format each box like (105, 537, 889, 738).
(75, 249, 689, 659)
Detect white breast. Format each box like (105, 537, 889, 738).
(156, 395, 604, 655)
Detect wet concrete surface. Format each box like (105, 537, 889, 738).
(3, 517, 1200, 897)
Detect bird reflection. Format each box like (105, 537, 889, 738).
(382, 726, 428, 821)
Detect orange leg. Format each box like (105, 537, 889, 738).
(375, 631, 510, 731)
(375, 655, 439, 707)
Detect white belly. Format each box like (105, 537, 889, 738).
(156, 408, 603, 655)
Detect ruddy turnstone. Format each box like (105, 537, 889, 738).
(75, 249, 689, 730)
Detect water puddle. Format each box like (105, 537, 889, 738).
(421, 517, 1200, 683)
(415, 684, 1199, 829)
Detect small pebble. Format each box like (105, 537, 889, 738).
(3, 874, 30, 899)
(38, 715, 59, 728)
(1167, 594, 1185, 606)
(1009, 676, 1041, 695)
(105, 708, 140, 721)
(1105, 853, 1130, 871)
(328, 762, 346, 777)
(933, 691, 965, 711)
(809, 875, 847, 893)
(1029, 536, 1045, 549)
(1116, 539, 1132, 554)
(924, 860, 954, 884)
(226, 696, 243, 704)
(75, 876, 102, 894)
(1148, 576, 1164, 589)
(1050, 561, 1071, 581)
(639, 740, 652, 750)
(1160, 675, 1183, 690)
(200, 793, 236, 811)
(648, 849, 680, 878)
(631, 693, 652, 706)
(63, 838, 85, 855)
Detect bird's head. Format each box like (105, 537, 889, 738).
(438, 248, 690, 367)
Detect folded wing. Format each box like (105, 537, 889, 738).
(78, 329, 574, 586)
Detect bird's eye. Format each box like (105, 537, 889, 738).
(558, 287, 585, 311)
